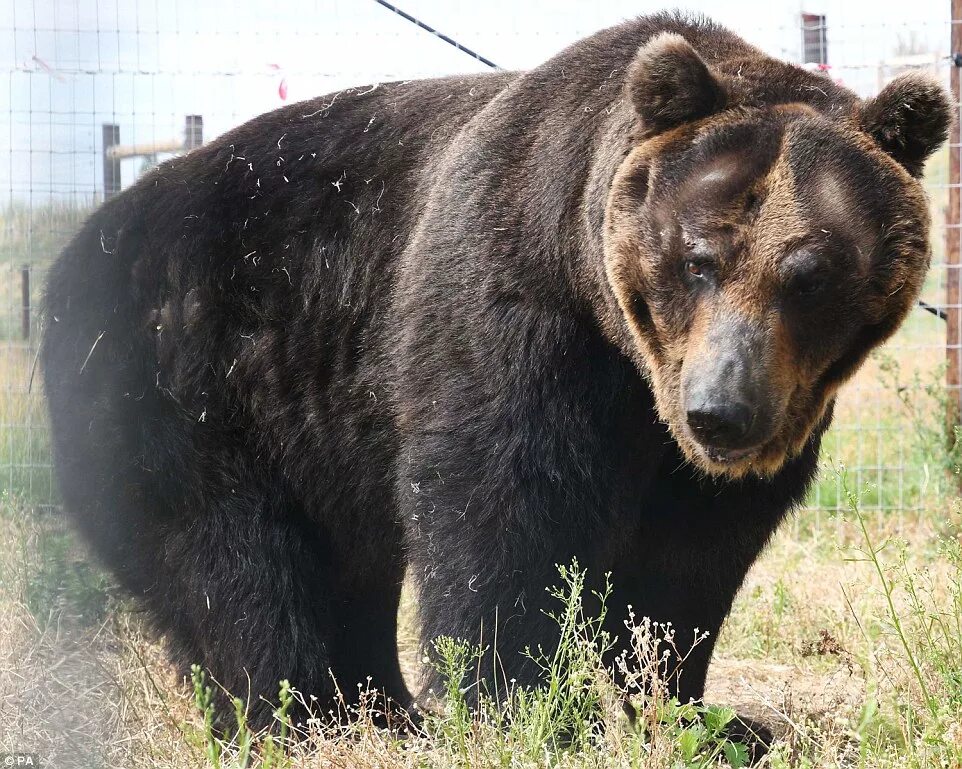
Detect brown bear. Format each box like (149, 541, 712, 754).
(41, 10, 949, 756)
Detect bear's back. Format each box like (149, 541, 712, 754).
(41, 73, 513, 497)
(45, 76, 509, 404)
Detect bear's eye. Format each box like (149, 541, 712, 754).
(684, 259, 714, 281)
(789, 271, 828, 297)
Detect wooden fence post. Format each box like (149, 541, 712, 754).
(185, 115, 203, 149)
(949, 5, 962, 446)
(103, 123, 120, 200)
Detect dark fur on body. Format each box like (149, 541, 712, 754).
(42, 12, 948, 740)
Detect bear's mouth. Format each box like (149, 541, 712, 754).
(681, 417, 766, 468)
(701, 444, 758, 465)
(677, 411, 773, 470)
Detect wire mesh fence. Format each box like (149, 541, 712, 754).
(1, 1, 959, 525)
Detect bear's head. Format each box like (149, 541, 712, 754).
(604, 32, 952, 479)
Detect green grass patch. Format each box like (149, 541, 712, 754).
(0, 491, 109, 625)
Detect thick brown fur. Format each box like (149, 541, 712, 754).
(41, 11, 949, 758)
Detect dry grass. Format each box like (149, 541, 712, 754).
(0, 486, 959, 768)
(0, 344, 54, 507)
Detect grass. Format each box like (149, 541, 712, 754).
(0, 475, 960, 767)
(1, 344, 55, 506)
(0, 203, 91, 342)
(0, 201, 82, 506)
(805, 342, 959, 519)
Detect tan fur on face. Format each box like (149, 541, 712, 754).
(603, 143, 704, 471)
(603, 110, 933, 480)
(727, 153, 806, 313)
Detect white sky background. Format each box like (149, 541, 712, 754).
(0, 0, 952, 204)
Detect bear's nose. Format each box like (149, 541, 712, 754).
(686, 401, 756, 448)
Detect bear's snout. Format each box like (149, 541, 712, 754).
(681, 315, 774, 463)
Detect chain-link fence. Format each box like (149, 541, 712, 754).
(2, 1, 958, 523)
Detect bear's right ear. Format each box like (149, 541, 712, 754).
(626, 32, 728, 135)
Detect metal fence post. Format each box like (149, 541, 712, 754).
(21, 266, 30, 341)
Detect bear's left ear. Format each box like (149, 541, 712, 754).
(626, 32, 728, 136)
(859, 72, 953, 178)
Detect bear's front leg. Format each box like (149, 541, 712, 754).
(606, 445, 822, 761)
(408, 513, 585, 701)
(394, 300, 664, 701)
